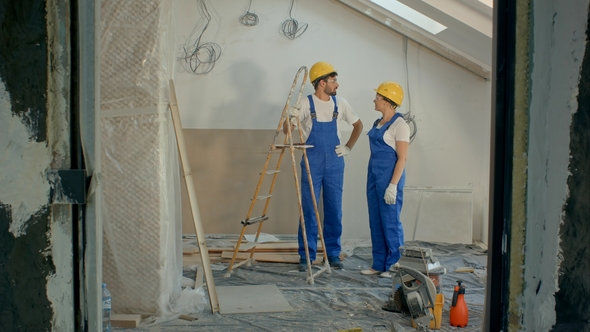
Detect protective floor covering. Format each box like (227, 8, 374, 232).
(114, 240, 488, 331)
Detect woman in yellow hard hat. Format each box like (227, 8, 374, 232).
(361, 82, 409, 278)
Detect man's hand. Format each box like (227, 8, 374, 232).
(335, 145, 350, 157)
(384, 183, 397, 204)
(288, 104, 300, 118)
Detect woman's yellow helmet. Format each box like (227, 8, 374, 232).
(375, 81, 404, 107)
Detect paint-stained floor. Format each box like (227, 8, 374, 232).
(113, 240, 487, 332)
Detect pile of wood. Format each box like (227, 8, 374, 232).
(182, 239, 324, 267)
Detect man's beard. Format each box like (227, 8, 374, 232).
(325, 88, 337, 96)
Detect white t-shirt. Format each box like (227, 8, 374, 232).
(376, 117, 410, 151)
(296, 94, 360, 143)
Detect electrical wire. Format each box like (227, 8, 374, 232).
(280, 0, 308, 40)
(239, 0, 259, 26)
(402, 36, 418, 143)
(179, 0, 222, 75)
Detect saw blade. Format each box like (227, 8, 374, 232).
(394, 287, 409, 313)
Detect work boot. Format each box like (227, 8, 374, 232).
(298, 258, 308, 272)
(328, 256, 343, 269)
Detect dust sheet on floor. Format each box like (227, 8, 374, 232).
(115, 238, 487, 332)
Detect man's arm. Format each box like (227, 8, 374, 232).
(344, 119, 363, 150)
(282, 118, 295, 135)
(283, 102, 303, 135)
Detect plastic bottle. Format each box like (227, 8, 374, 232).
(449, 280, 468, 327)
(102, 283, 112, 332)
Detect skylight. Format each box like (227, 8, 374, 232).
(478, 0, 493, 8)
(369, 0, 447, 35)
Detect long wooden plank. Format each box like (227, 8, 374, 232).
(189, 242, 324, 253)
(169, 79, 219, 313)
(234, 242, 323, 252)
(183, 246, 198, 254)
(220, 251, 322, 264)
(201, 247, 324, 254)
(182, 254, 223, 267)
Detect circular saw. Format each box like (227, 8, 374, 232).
(382, 265, 437, 330)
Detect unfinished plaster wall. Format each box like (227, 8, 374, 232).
(0, 0, 74, 331)
(518, 0, 590, 330)
(555, 13, 590, 326)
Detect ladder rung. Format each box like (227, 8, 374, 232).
(263, 170, 280, 175)
(273, 144, 314, 149)
(241, 216, 268, 225)
(255, 194, 272, 200)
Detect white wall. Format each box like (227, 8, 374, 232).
(173, 0, 491, 243)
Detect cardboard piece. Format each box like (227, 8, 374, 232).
(216, 284, 293, 314)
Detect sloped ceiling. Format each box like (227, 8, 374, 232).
(335, 0, 493, 79)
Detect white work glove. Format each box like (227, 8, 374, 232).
(335, 145, 350, 157)
(384, 183, 398, 205)
(288, 103, 300, 118)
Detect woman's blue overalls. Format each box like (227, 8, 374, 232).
(366, 113, 405, 272)
(298, 95, 344, 261)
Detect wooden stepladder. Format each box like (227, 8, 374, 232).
(224, 66, 331, 284)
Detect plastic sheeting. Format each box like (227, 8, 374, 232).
(114, 239, 488, 331)
(99, 0, 182, 317)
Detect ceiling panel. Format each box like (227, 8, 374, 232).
(335, 0, 493, 79)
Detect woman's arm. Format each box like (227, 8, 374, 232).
(390, 141, 409, 184)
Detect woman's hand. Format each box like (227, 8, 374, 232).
(384, 183, 397, 204)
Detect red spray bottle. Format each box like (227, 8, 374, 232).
(450, 280, 468, 327)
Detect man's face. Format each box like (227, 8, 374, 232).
(323, 77, 339, 96)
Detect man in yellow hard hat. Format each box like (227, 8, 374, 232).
(285, 61, 364, 271)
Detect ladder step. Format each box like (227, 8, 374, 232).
(263, 170, 280, 175)
(241, 216, 268, 225)
(273, 144, 314, 149)
(255, 194, 272, 200)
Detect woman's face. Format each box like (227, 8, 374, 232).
(373, 94, 388, 112)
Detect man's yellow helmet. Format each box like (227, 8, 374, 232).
(309, 61, 337, 84)
(374, 81, 404, 106)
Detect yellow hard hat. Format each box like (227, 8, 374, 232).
(374, 81, 404, 106)
(309, 61, 337, 84)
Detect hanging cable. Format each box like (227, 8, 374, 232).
(280, 0, 308, 40)
(402, 36, 418, 143)
(239, 0, 259, 27)
(179, 0, 222, 75)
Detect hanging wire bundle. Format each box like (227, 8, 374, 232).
(239, 0, 259, 27)
(402, 37, 418, 143)
(179, 0, 222, 75)
(280, 0, 308, 40)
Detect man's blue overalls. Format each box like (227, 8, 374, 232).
(366, 113, 405, 272)
(298, 95, 344, 262)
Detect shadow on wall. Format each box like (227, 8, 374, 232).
(214, 59, 285, 129)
